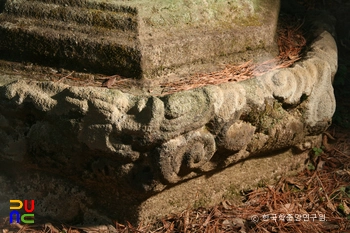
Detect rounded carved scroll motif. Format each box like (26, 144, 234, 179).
(160, 89, 214, 134)
(218, 121, 256, 152)
(158, 129, 216, 184)
(305, 88, 335, 133)
(263, 69, 300, 104)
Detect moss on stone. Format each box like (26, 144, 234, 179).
(245, 100, 285, 134)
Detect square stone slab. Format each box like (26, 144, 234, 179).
(0, 0, 279, 79)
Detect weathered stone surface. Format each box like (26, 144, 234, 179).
(0, 0, 279, 79)
(139, 147, 311, 223)
(0, 26, 337, 224)
(0, 1, 337, 226)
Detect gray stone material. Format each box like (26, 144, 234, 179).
(0, 28, 337, 224)
(0, 0, 279, 79)
(0, 0, 337, 226)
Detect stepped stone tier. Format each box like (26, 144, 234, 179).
(0, 0, 279, 79)
(0, 0, 337, 226)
